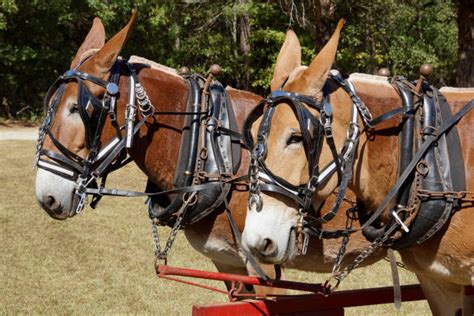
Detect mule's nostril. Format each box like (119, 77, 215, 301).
(259, 238, 277, 257)
(262, 238, 272, 252)
(45, 195, 55, 208)
(45, 196, 61, 214)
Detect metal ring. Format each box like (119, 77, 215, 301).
(248, 194, 263, 212)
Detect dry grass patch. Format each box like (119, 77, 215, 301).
(1, 140, 429, 315)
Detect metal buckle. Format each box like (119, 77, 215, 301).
(391, 210, 410, 233)
(75, 191, 87, 214)
(75, 177, 87, 214)
(253, 142, 266, 159)
(248, 193, 263, 212)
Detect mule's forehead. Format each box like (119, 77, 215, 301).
(274, 102, 301, 125)
(280, 66, 308, 92)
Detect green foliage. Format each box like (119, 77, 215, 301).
(0, 0, 460, 119)
(334, 0, 457, 83)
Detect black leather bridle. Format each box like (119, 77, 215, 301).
(35, 58, 150, 213)
(247, 89, 326, 211)
(245, 72, 365, 237)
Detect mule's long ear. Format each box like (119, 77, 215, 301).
(82, 9, 137, 78)
(271, 30, 301, 91)
(299, 19, 344, 97)
(70, 17, 106, 69)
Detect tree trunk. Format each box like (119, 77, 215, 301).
(271, 0, 334, 51)
(308, 0, 334, 51)
(239, 0, 251, 90)
(456, 0, 474, 87)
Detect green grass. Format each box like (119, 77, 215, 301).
(1, 140, 430, 315)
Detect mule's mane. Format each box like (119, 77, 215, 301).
(78, 50, 181, 79)
(348, 73, 392, 87)
(349, 73, 474, 93)
(129, 55, 180, 78)
(439, 87, 474, 92)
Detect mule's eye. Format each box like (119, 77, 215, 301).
(70, 103, 79, 114)
(287, 133, 303, 146)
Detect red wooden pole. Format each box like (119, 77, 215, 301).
(156, 264, 325, 294)
(192, 285, 425, 316)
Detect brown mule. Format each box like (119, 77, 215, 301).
(35, 12, 384, 295)
(242, 20, 474, 314)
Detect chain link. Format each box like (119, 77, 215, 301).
(248, 157, 262, 212)
(383, 256, 407, 269)
(417, 189, 474, 202)
(34, 102, 56, 168)
(135, 82, 155, 116)
(150, 211, 184, 263)
(327, 223, 400, 290)
(34, 125, 47, 168)
(331, 207, 356, 275)
(149, 192, 196, 263)
(332, 234, 350, 275)
(150, 217, 162, 258)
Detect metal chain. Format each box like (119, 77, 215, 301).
(350, 90, 373, 126)
(150, 212, 184, 263)
(248, 157, 262, 212)
(149, 192, 196, 263)
(135, 82, 155, 116)
(150, 217, 162, 258)
(383, 256, 407, 269)
(34, 124, 47, 168)
(328, 223, 400, 290)
(332, 234, 350, 275)
(34, 102, 56, 168)
(331, 207, 356, 275)
(333, 190, 357, 207)
(417, 189, 474, 203)
(329, 72, 373, 126)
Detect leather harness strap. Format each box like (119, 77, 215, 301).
(247, 72, 473, 242)
(37, 58, 270, 279)
(307, 97, 473, 239)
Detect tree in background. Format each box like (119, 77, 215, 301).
(1, 0, 98, 119)
(275, 0, 459, 84)
(0, 0, 467, 119)
(455, 0, 473, 86)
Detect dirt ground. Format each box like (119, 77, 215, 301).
(1, 128, 430, 315)
(0, 124, 38, 140)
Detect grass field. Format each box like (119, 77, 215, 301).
(1, 139, 431, 315)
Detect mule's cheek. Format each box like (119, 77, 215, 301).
(35, 168, 78, 220)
